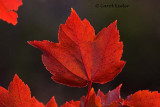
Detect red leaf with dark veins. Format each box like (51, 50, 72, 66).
(28, 8, 125, 87)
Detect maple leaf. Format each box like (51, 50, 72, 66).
(80, 88, 101, 107)
(123, 90, 160, 107)
(61, 100, 80, 107)
(46, 96, 58, 107)
(28, 8, 125, 88)
(0, 74, 58, 107)
(96, 85, 160, 107)
(61, 85, 123, 107)
(97, 84, 122, 106)
(0, 0, 23, 25)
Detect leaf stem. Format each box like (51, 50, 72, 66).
(85, 81, 92, 107)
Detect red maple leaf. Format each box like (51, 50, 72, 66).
(61, 100, 80, 107)
(0, 0, 23, 25)
(61, 84, 160, 107)
(80, 88, 101, 107)
(46, 96, 58, 107)
(80, 84, 160, 107)
(123, 90, 160, 107)
(28, 8, 126, 89)
(61, 85, 123, 107)
(97, 84, 122, 106)
(0, 74, 58, 107)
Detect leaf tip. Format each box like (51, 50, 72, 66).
(115, 20, 117, 24)
(119, 84, 122, 88)
(27, 40, 43, 48)
(70, 8, 78, 18)
(27, 41, 37, 47)
(13, 74, 20, 80)
(12, 22, 17, 26)
(71, 8, 76, 14)
(71, 7, 74, 12)
(46, 96, 58, 107)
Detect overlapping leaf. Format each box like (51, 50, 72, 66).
(28, 8, 126, 87)
(80, 88, 101, 107)
(123, 90, 160, 107)
(61, 100, 80, 107)
(97, 84, 122, 106)
(61, 84, 123, 107)
(61, 85, 160, 107)
(0, 0, 22, 25)
(78, 85, 160, 107)
(1, 75, 160, 107)
(0, 74, 57, 107)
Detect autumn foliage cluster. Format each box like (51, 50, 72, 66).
(0, 0, 160, 107)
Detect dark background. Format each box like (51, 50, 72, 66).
(0, 0, 160, 106)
